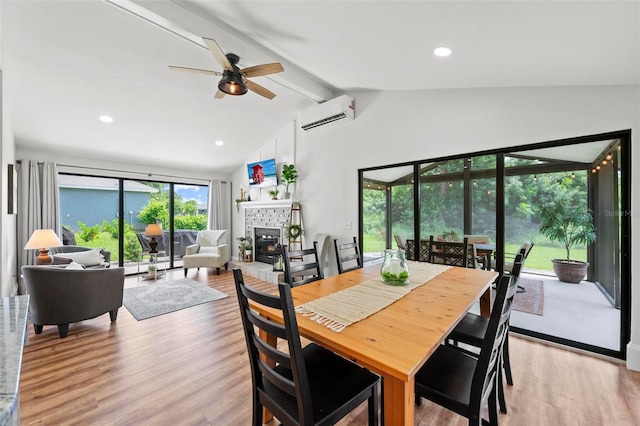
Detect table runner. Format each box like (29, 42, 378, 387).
(295, 263, 451, 332)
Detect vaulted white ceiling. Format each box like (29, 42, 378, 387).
(3, 1, 638, 174)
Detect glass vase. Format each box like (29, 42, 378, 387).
(380, 249, 410, 286)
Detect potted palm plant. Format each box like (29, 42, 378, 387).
(281, 164, 298, 199)
(538, 201, 596, 283)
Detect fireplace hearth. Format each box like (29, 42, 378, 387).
(253, 227, 282, 264)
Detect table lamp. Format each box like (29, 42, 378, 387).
(145, 223, 163, 253)
(24, 229, 63, 265)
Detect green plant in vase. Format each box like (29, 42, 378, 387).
(281, 164, 298, 199)
(268, 187, 279, 200)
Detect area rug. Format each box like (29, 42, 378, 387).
(123, 278, 228, 320)
(512, 278, 544, 316)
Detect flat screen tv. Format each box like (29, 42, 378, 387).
(247, 158, 278, 187)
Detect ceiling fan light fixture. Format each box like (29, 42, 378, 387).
(218, 71, 247, 96)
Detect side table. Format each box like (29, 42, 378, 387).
(138, 250, 167, 280)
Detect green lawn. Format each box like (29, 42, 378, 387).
(75, 232, 120, 261)
(364, 234, 585, 272)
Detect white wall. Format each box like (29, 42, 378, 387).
(230, 121, 295, 260)
(0, 0, 19, 297)
(233, 85, 640, 369)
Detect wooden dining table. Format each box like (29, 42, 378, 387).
(252, 261, 498, 425)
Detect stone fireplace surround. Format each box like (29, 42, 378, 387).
(231, 200, 293, 284)
(242, 199, 292, 262)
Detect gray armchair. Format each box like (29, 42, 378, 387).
(21, 265, 125, 338)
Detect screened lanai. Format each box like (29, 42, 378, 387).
(359, 130, 631, 359)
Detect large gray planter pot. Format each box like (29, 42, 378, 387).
(552, 259, 589, 284)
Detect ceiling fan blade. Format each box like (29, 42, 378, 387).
(214, 90, 226, 99)
(241, 63, 284, 78)
(168, 65, 222, 77)
(245, 79, 276, 100)
(203, 37, 233, 71)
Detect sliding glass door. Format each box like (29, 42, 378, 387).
(60, 174, 210, 274)
(59, 175, 120, 266)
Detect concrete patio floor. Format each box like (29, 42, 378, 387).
(467, 270, 621, 351)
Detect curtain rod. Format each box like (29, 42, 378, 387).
(16, 160, 226, 184)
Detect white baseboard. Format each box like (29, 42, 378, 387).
(626, 342, 640, 371)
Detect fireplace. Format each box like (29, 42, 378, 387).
(253, 227, 282, 264)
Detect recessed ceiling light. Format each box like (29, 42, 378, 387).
(99, 115, 114, 123)
(215, 140, 224, 146)
(434, 47, 452, 57)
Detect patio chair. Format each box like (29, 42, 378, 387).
(394, 234, 408, 251)
(429, 236, 469, 267)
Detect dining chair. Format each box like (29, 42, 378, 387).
(429, 235, 469, 267)
(283, 242, 324, 287)
(447, 253, 525, 414)
(232, 269, 381, 426)
(415, 273, 516, 425)
(491, 241, 533, 274)
(334, 236, 363, 274)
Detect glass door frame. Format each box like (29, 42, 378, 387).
(359, 129, 632, 360)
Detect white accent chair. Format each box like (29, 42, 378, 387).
(183, 230, 230, 276)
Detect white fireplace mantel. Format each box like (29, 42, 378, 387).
(241, 199, 294, 242)
(240, 199, 293, 210)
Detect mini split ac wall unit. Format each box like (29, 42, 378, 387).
(299, 95, 355, 131)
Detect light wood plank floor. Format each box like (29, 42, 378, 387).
(19, 269, 640, 425)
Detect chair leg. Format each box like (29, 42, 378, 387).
(216, 267, 221, 275)
(184, 268, 188, 277)
(380, 378, 385, 422)
(488, 385, 499, 426)
(251, 399, 262, 426)
(367, 386, 378, 426)
(57, 324, 69, 338)
(109, 308, 119, 322)
(498, 364, 507, 414)
(503, 334, 513, 386)
(33, 324, 43, 334)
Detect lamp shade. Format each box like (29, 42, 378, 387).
(24, 229, 63, 265)
(24, 229, 63, 250)
(145, 224, 163, 254)
(144, 224, 163, 237)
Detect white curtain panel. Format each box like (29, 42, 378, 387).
(16, 160, 60, 294)
(208, 180, 230, 237)
(208, 179, 222, 230)
(41, 162, 60, 233)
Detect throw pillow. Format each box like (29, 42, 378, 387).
(197, 230, 227, 247)
(65, 261, 85, 270)
(56, 249, 105, 266)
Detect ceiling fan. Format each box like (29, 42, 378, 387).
(169, 37, 284, 100)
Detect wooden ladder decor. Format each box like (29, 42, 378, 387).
(288, 202, 303, 256)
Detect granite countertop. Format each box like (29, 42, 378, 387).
(0, 295, 29, 426)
